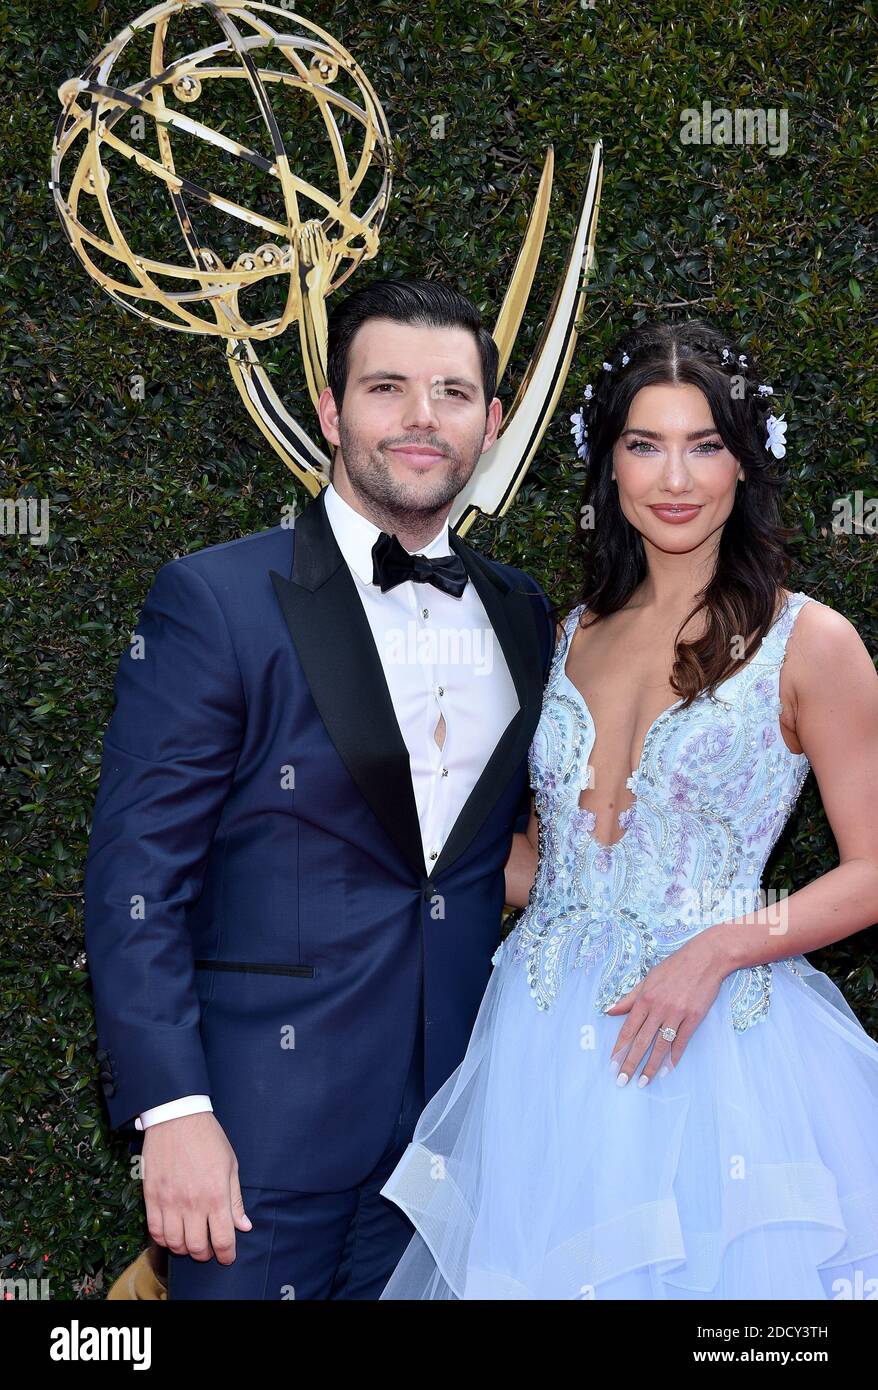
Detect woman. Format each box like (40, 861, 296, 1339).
(378, 319, 878, 1299)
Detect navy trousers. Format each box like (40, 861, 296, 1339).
(168, 1000, 426, 1300)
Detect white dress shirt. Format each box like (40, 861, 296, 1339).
(135, 481, 520, 1129)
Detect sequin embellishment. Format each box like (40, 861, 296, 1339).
(497, 594, 814, 1031)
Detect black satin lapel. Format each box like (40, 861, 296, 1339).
(269, 492, 427, 880)
(430, 537, 546, 881)
(269, 490, 547, 885)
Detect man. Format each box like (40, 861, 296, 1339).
(85, 277, 554, 1298)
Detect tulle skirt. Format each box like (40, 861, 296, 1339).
(379, 949, 878, 1299)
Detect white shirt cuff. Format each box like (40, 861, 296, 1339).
(134, 1094, 213, 1130)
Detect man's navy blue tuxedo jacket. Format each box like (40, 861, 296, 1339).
(84, 486, 554, 1191)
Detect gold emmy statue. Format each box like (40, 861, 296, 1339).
(51, 0, 602, 536)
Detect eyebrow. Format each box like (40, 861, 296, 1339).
(355, 370, 479, 392)
(622, 427, 721, 440)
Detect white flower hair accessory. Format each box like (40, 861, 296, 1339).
(765, 413, 787, 459)
(570, 380, 595, 461)
(570, 408, 589, 461)
(713, 348, 786, 460)
(568, 347, 655, 466)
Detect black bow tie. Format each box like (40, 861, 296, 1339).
(371, 530, 469, 598)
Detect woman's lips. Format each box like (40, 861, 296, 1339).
(648, 504, 702, 524)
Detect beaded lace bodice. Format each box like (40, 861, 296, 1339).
(495, 592, 815, 1030)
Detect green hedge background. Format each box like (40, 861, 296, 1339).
(1, 0, 874, 1299)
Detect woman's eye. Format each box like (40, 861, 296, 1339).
(627, 438, 724, 454)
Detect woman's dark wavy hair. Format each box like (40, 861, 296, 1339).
(557, 318, 799, 707)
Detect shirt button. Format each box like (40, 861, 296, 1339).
(441, 768, 448, 777)
(429, 850, 438, 860)
(437, 685, 444, 696)
(422, 608, 429, 619)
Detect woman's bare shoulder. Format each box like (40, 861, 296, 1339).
(791, 592, 866, 645)
(785, 593, 875, 695)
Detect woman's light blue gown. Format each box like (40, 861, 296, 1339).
(379, 592, 878, 1299)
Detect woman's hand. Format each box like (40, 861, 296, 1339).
(602, 931, 731, 1087)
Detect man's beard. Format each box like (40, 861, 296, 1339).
(336, 419, 479, 529)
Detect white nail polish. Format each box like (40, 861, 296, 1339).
(637, 1075, 649, 1088)
(658, 1065, 669, 1078)
(616, 1072, 629, 1087)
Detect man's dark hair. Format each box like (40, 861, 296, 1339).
(326, 276, 500, 414)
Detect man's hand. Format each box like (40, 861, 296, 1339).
(141, 1112, 252, 1264)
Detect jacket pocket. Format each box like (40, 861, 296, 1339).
(194, 959, 316, 978)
